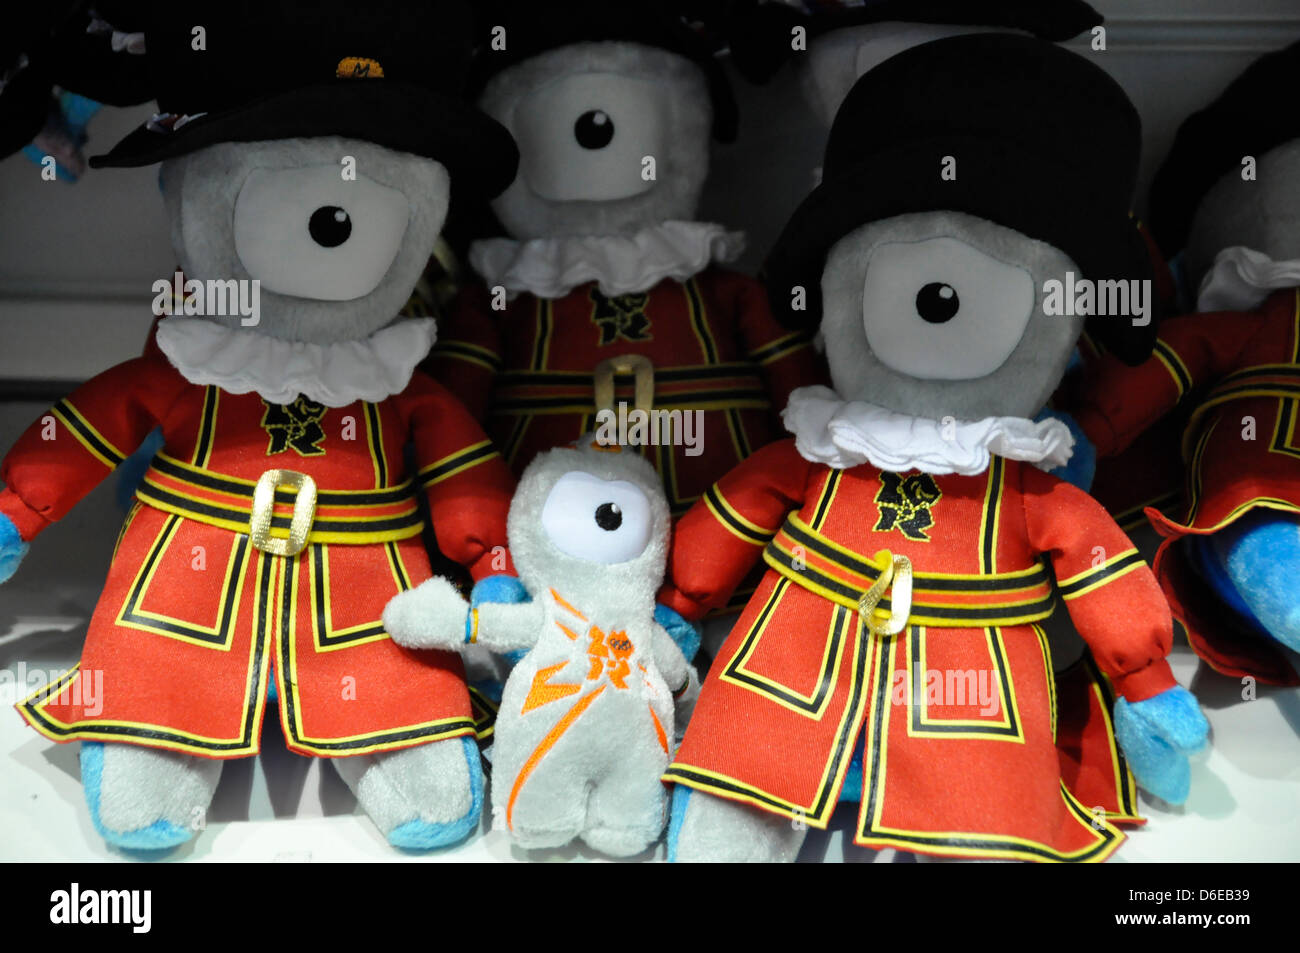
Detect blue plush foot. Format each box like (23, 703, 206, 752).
(1197, 511, 1300, 652)
(666, 785, 692, 862)
(0, 514, 29, 585)
(81, 741, 220, 852)
(1113, 687, 1209, 805)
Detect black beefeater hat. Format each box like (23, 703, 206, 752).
(763, 33, 1158, 365)
(87, 0, 519, 199)
(726, 0, 1102, 83)
(469, 0, 739, 143)
(1148, 39, 1300, 258)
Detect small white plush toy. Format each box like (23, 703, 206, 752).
(384, 437, 692, 856)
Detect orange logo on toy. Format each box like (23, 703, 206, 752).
(586, 626, 634, 690)
(336, 57, 384, 79)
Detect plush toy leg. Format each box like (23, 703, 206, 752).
(581, 759, 670, 857)
(332, 736, 483, 850)
(82, 741, 222, 851)
(668, 786, 806, 862)
(1199, 510, 1300, 652)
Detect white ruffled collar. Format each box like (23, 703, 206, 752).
(468, 220, 746, 300)
(783, 386, 1074, 477)
(155, 317, 437, 408)
(1197, 246, 1300, 312)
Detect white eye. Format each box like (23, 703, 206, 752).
(233, 165, 410, 301)
(513, 72, 666, 202)
(541, 471, 653, 564)
(860, 236, 1035, 380)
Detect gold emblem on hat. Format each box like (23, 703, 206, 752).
(336, 57, 384, 79)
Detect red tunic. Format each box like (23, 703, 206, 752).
(659, 440, 1177, 862)
(1078, 287, 1300, 685)
(2, 352, 516, 758)
(426, 269, 827, 517)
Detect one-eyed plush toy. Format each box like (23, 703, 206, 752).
(427, 0, 827, 535)
(0, 0, 521, 852)
(1075, 40, 1300, 686)
(385, 438, 691, 855)
(658, 35, 1208, 863)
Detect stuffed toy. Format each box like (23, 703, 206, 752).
(656, 34, 1209, 863)
(1075, 40, 1300, 687)
(0, 0, 522, 852)
(724, 0, 1102, 124)
(427, 0, 828, 543)
(384, 437, 692, 855)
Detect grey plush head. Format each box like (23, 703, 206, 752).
(507, 439, 670, 614)
(1184, 138, 1300, 290)
(479, 41, 712, 240)
(800, 23, 1021, 127)
(159, 136, 451, 345)
(819, 210, 1083, 421)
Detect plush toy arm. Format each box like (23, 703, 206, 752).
(421, 284, 503, 422)
(1113, 686, 1209, 805)
(0, 356, 182, 545)
(383, 576, 544, 654)
(648, 623, 692, 697)
(1075, 309, 1263, 456)
(659, 439, 812, 620)
(407, 372, 516, 582)
(0, 514, 30, 585)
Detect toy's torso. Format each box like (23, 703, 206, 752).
(671, 455, 1135, 862)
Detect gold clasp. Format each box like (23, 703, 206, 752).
(250, 469, 318, 558)
(857, 550, 914, 638)
(593, 354, 655, 416)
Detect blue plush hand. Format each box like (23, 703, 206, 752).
(1195, 510, 1300, 653)
(1113, 686, 1209, 805)
(0, 514, 30, 585)
(655, 603, 702, 663)
(470, 574, 531, 666)
(1035, 408, 1096, 492)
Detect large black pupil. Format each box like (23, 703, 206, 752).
(916, 282, 960, 323)
(595, 502, 622, 531)
(575, 110, 615, 150)
(309, 206, 352, 248)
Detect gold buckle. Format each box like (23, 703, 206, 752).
(250, 469, 318, 558)
(857, 550, 914, 638)
(593, 354, 655, 415)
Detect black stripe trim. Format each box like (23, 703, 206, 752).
(496, 364, 763, 387)
(150, 455, 414, 506)
(1057, 551, 1145, 599)
(706, 486, 774, 545)
(53, 400, 125, 465)
(490, 388, 768, 414)
(138, 483, 422, 535)
(417, 442, 498, 488)
(1153, 340, 1192, 394)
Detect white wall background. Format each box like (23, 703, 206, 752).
(1, 0, 1299, 384)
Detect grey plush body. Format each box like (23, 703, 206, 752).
(479, 41, 712, 239)
(385, 442, 691, 855)
(88, 134, 476, 848)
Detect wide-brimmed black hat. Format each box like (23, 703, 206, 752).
(86, 0, 519, 198)
(726, 0, 1102, 83)
(469, 0, 739, 143)
(764, 33, 1158, 365)
(1148, 40, 1300, 258)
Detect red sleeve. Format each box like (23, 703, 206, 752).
(422, 283, 503, 422)
(0, 356, 187, 541)
(659, 438, 813, 620)
(1075, 308, 1262, 456)
(1020, 465, 1176, 701)
(730, 273, 829, 416)
(406, 371, 516, 581)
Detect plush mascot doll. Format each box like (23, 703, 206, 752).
(724, 0, 1102, 123)
(1075, 41, 1300, 687)
(426, 0, 828, 539)
(657, 35, 1209, 863)
(384, 438, 692, 855)
(0, 0, 522, 852)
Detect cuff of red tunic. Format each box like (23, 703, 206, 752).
(656, 584, 708, 623)
(1075, 405, 1119, 458)
(0, 486, 52, 542)
(1110, 656, 1177, 702)
(466, 548, 515, 582)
